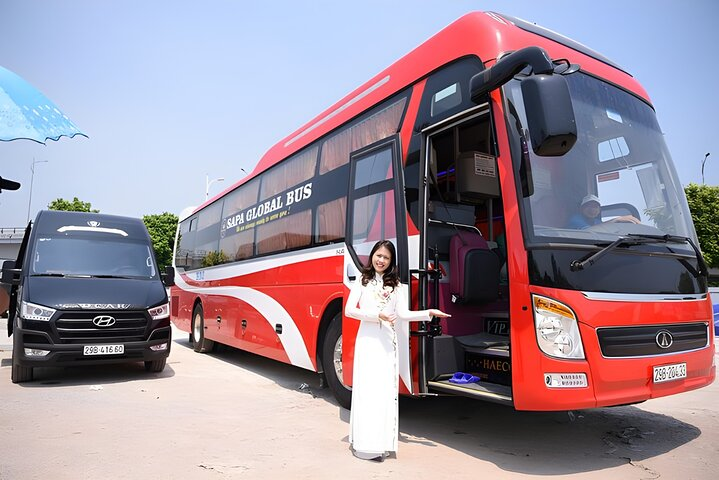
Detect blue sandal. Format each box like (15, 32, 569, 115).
(449, 372, 480, 384)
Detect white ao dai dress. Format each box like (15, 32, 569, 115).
(344, 273, 432, 459)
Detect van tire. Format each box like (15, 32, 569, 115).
(321, 312, 352, 409)
(191, 304, 214, 353)
(11, 353, 33, 383)
(144, 358, 167, 372)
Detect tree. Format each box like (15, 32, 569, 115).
(143, 212, 179, 270)
(684, 183, 719, 269)
(47, 197, 99, 213)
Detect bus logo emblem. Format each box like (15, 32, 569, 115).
(655, 330, 673, 349)
(87, 221, 100, 227)
(93, 315, 116, 327)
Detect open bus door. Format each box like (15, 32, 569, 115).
(342, 136, 412, 395)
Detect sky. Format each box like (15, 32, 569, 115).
(1, 0, 717, 227)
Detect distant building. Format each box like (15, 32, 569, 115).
(0, 226, 25, 261)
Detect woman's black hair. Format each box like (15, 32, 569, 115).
(360, 240, 399, 290)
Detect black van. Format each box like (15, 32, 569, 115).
(1, 210, 174, 383)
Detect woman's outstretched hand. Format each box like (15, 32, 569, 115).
(429, 309, 451, 318)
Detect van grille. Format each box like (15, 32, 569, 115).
(55, 311, 149, 343)
(597, 322, 708, 357)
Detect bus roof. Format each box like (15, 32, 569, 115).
(196, 10, 650, 214)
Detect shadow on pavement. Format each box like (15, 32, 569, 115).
(398, 395, 699, 476)
(173, 333, 705, 476)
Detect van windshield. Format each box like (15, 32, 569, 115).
(30, 235, 157, 279)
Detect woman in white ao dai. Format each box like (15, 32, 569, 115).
(344, 240, 449, 462)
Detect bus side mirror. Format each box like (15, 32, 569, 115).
(1, 260, 21, 286)
(162, 266, 175, 287)
(521, 74, 577, 156)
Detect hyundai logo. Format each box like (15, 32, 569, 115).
(655, 330, 674, 349)
(92, 315, 116, 327)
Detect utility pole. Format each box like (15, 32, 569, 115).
(205, 174, 225, 201)
(702, 152, 710, 184)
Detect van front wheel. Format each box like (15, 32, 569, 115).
(144, 358, 167, 372)
(11, 353, 33, 383)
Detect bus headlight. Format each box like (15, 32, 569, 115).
(21, 301, 56, 321)
(532, 295, 585, 359)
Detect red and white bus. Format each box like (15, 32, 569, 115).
(170, 11, 715, 410)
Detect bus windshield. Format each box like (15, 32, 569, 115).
(30, 235, 157, 279)
(504, 72, 696, 248)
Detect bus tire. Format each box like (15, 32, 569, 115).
(11, 353, 33, 383)
(144, 358, 167, 372)
(191, 304, 214, 353)
(321, 312, 352, 409)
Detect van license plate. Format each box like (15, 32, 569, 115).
(653, 362, 686, 383)
(83, 345, 124, 356)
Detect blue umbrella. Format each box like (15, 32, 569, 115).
(0, 65, 86, 144)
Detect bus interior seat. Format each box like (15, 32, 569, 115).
(449, 230, 500, 304)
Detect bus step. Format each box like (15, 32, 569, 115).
(455, 332, 509, 350)
(428, 377, 513, 406)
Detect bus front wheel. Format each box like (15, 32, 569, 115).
(191, 304, 214, 353)
(322, 312, 352, 409)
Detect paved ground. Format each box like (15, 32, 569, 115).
(1, 318, 717, 480)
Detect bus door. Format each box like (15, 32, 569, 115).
(343, 135, 412, 392)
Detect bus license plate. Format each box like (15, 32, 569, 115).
(653, 362, 686, 384)
(83, 344, 124, 356)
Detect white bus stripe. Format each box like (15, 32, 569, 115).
(175, 275, 315, 371)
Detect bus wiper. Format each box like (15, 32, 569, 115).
(31, 273, 66, 277)
(628, 233, 708, 278)
(569, 234, 708, 277)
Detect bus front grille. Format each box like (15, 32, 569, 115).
(597, 322, 709, 358)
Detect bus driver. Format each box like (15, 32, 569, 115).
(567, 194, 640, 229)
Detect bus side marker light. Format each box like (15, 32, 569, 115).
(544, 373, 588, 388)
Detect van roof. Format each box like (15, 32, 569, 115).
(33, 210, 150, 239)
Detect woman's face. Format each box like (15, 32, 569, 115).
(372, 246, 392, 274)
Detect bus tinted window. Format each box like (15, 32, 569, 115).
(261, 147, 318, 198)
(195, 201, 223, 268)
(175, 216, 196, 270)
(317, 196, 346, 243)
(220, 179, 260, 262)
(354, 148, 393, 188)
(257, 209, 312, 255)
(431, 82, 462, 117)
(319, 97, 406, 174)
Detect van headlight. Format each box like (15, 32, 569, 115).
(532, 295, 585, 359)
(148, 302, 170, 320)
(21, 301, 56, 321)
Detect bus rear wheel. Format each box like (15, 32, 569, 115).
(322, 312, 352, 409)
(191, 304, 214, 353)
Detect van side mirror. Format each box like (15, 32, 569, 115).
(520, 74, 577, 156)
(1, 260, 21, 286)
(163, 266, 175, 287)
